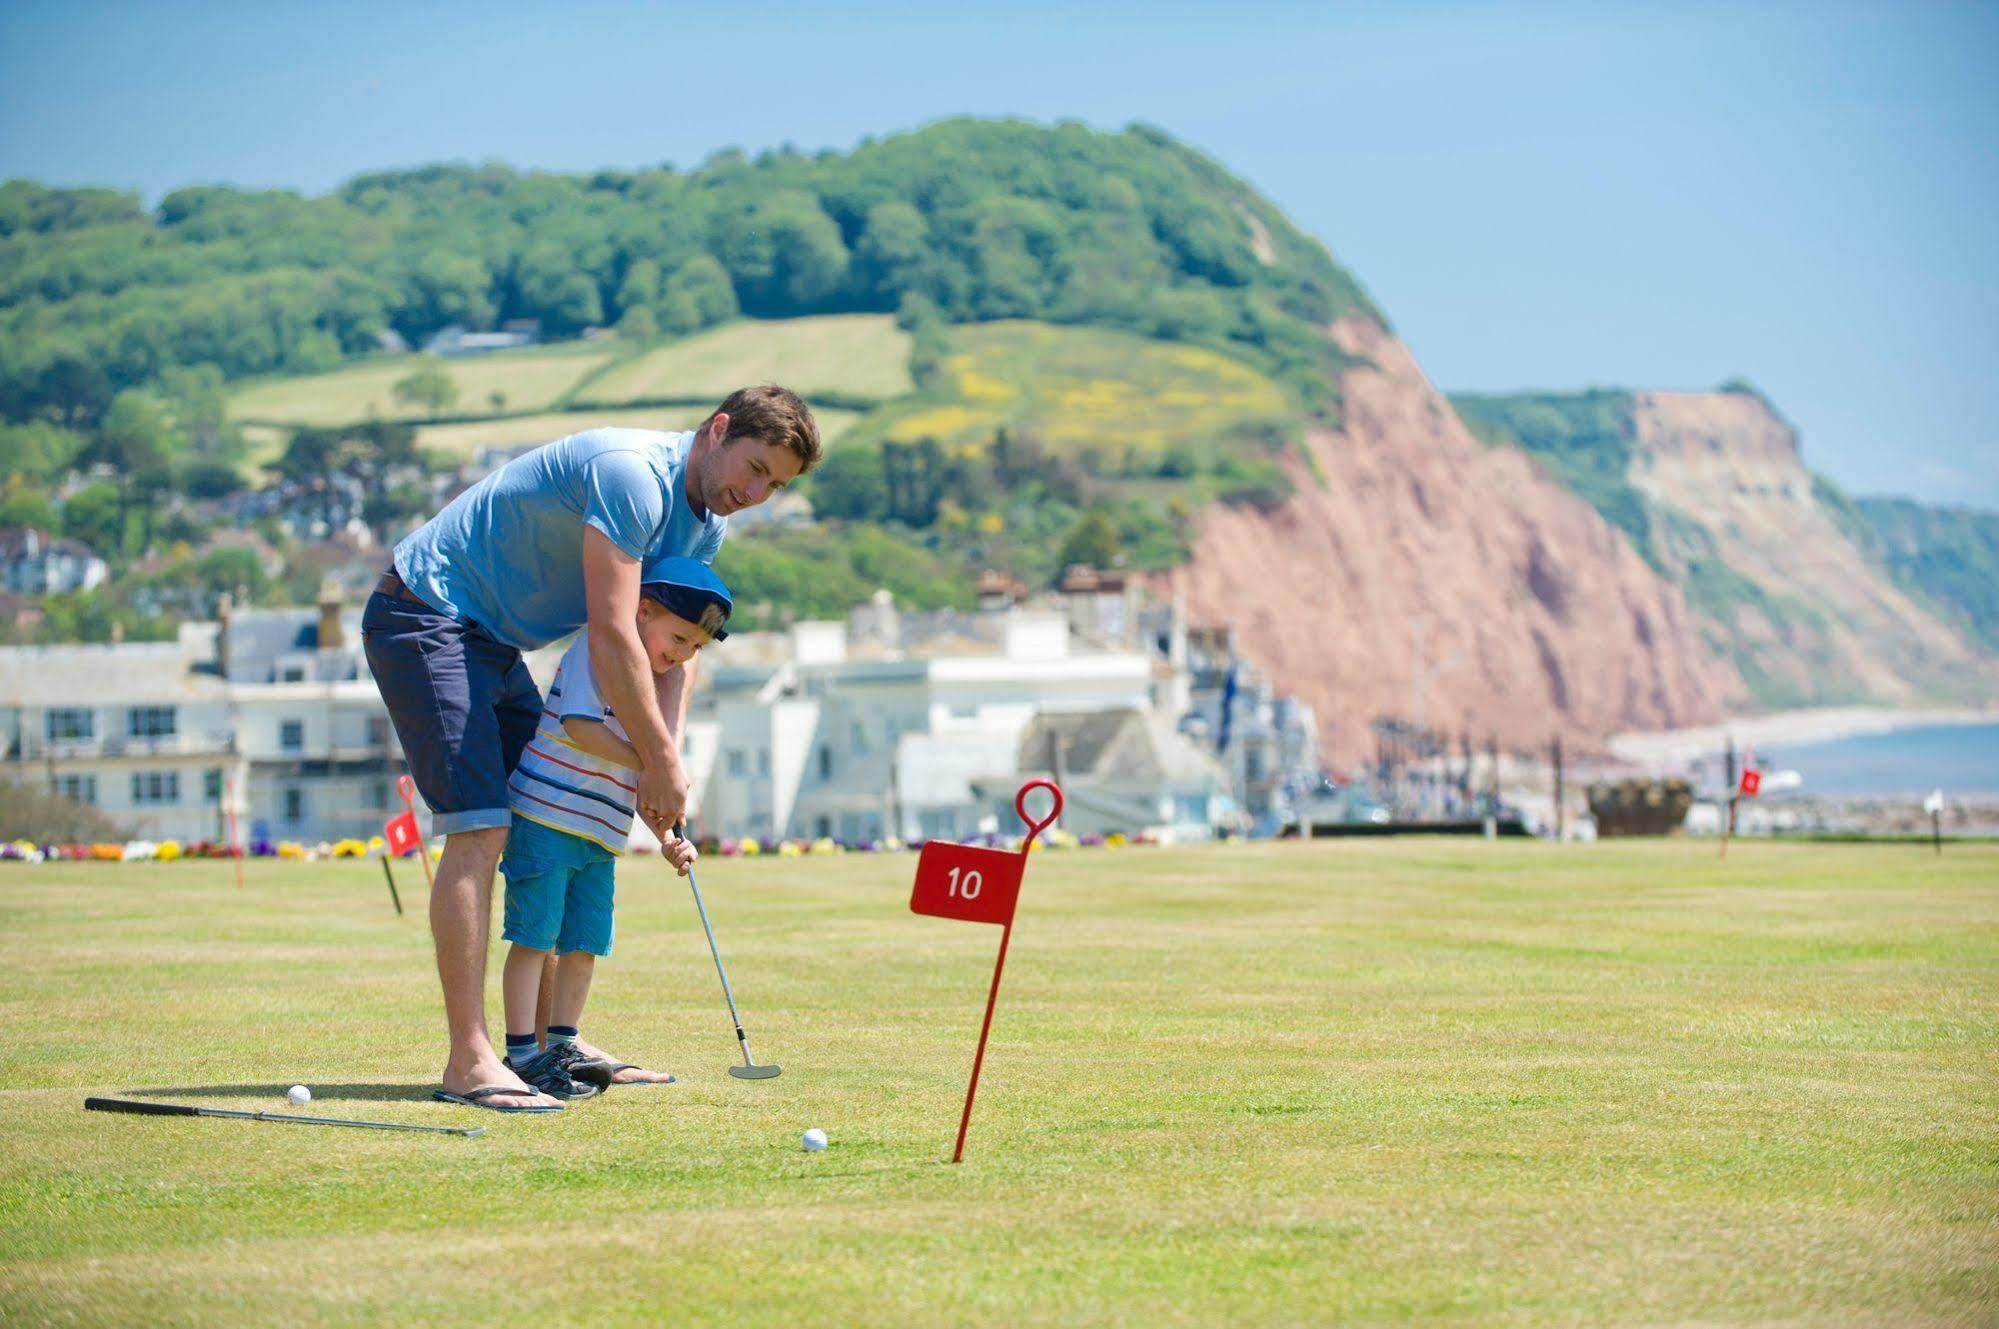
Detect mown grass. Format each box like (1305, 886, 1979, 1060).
(0, 839, 1993, 1326)
(228, 342, 617, 427)
(576, 315, 913, 407)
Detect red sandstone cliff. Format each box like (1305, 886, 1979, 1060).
(1160, 318, 1743, 764)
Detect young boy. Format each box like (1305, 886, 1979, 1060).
(497, 557, 732, 1102)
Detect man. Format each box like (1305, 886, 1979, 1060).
(362, 384, 819, 1111)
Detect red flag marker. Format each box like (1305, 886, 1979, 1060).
(1722, 751, 1760, 860)
(393, 774, 433, 886)
(910, 778, 1062, 1163)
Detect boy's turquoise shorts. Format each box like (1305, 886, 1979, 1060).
(500, 816, 617, 956)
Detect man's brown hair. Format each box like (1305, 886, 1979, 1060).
(712, 384, 821, 474)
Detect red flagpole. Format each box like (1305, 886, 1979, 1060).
(952, 919, 1013, 1163)
(949, 780, 1062, 1163)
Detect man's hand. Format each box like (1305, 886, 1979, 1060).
(638, 757, 690, 838)
(661, 825, 700, 877)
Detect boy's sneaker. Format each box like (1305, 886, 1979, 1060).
(503, 1049, 600, 1101)
(546, 1041, 615, 1091)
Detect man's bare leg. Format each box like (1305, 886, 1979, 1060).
(433, 827, 555, 1107)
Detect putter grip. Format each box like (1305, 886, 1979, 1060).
(85, 1097, 198, 1117)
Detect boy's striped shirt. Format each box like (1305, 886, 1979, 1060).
(508, 632, 636, 854)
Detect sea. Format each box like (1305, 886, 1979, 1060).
(1723, 722, 1999, 798)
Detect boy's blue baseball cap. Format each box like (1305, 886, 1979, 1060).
(639, 557, 733, 640)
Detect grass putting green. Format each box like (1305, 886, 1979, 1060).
(1, 838, 1993, 1325)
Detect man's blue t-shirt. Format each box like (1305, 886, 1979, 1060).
(393, 428, 725, 650)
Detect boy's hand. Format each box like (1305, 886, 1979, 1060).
(662, 828, 699, 877)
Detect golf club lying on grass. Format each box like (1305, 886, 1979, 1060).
(672, 829, 780, 1079)
(85, 1097, 483, 1137)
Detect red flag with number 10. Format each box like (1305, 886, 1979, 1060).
(910, 841, 1025, 927)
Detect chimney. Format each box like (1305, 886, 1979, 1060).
(317, 578, 344, 653)
(215, 591, 234, 678)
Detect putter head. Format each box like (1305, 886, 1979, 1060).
(729, 1063, 782, 1080)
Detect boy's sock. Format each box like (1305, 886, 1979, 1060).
(504, 1032, 540, 1067)
(545, 1024, 580, 1053)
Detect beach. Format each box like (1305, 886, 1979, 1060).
(1608, 705, 1999, 769)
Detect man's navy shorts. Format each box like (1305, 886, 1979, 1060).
(362, 580, 543, 836)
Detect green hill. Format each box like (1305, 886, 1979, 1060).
(1, 119, 1378, 424)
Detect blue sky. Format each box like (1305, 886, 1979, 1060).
(3, 1, 1994, 508)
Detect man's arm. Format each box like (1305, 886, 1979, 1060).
(581, 526, 687, 831)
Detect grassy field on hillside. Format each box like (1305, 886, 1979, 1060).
(1, 840, 1993, 1326)
(578, 315, 914, 406)
(228, 342, 618, 427)
(857, 320, 1293, 467)
(409, 405, 863, 459)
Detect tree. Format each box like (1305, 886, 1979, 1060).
(1057, 509, 1121, 571)
(658, 254, 738, 335)
(0, 483, 57, 531)
(0, 421, 85, 481)
(393, 366, 458, 417)
(31, 357, 111, 430)
(88, 390, 182, 556)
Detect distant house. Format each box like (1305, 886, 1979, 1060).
(1001, 708, 1236, 840)
(0, 528, 108, 596)
(421, 319, 540, 357)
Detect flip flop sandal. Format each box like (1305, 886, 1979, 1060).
(558, 1047, 676, 1088)
(431, 1085, 563, 1113)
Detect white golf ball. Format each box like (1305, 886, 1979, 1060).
(802, 1127, 828, 1152)
(287, 1085, 312, 1106)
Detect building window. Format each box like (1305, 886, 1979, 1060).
(55, 774, 97, 805)
(815, 816, 832, 838)
(727, 749, 747, 777)
(681, 732, 694, 759)
(283, 788, 304, 822)
(757, 749, 770, 776)
(367, 716, 388, 747)
(204, 769, 224, 802)
(367, 781, 389, 810)
(127, 707, 176, 739)
(850, 720, 868, 752)
(45, 709, 94, 741)
(131, 771, 180, 805)
(280, 720, 304, 753)
(817, 746, 832, 780)
(280, 665, 306, 683)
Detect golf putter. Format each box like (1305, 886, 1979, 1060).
(85, 1096, 483, 1137)
(671, 828, 780, 1079)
